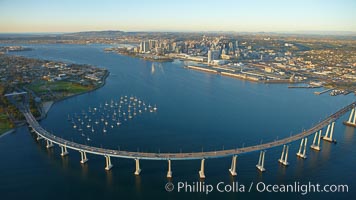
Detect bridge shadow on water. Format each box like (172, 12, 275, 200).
(343, 126, 355, 144)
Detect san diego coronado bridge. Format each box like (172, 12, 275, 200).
(6, 92, 356, 179)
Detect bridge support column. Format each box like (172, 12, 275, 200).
(105, 155, 113, 170)
(60, 145, 69, 157)
(322, 122, 336, 143)
(134, 159, 141, 175)
(310, 130, 322, 151)
(199, 159, 205, 179)
(36, 133, 43, 141)
(256, 151, 266, 172)
(296, 138, 307, 159)
(167, 159, 172, 178)
(80, 151, 88, 164)
(344, 108, 356, 127)
(229, 155, 237, 176)
(46, 140, 54, 149)
(278, 145, 289, 166)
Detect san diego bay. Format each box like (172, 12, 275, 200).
(0, 43, 355, 199)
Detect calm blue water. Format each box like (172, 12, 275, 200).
(0, 44, 355, 199)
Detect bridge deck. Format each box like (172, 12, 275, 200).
(23, 102, 355, 160)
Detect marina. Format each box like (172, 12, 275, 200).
(68, 96, 157, 142)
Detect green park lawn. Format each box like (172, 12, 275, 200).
(28, 81, 92, 94)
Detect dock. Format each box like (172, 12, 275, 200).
(185, 65, 218, 74)
(314, 88, 333, 95)
(288, 85, 322, 89)
(220, 71, 260, 82)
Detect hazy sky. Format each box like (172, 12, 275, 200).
(0, 0, 355, 33)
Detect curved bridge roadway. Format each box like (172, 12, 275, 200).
(24, 102, 355, 161)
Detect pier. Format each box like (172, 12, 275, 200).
(314, 88, 333, 95)
(288, 85, 322, 89)
(185, 65, 218, 74)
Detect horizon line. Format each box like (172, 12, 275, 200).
(1, 30, 356, 36)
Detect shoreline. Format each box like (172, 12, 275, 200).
(0, 129, 15, 139)
(104, 48, 174, 63)
(115, 52, 298, 85)
(1, 69, 110, 134)
(37, 70, 110, 120)
(116, 52, 173, 62)
(109, 51, 309, 86)
(186, 65, 297, 84)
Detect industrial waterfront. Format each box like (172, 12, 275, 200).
(0, 44, 355, 199)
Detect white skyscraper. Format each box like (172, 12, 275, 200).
(141, 41, 149, 53)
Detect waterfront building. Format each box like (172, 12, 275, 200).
(208, 50, 212, 64)
(149, 40, 156, 49)
(140, 41, 150, 53)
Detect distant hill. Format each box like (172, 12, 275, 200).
(62, 30, 127, 38)
(1, 30, 355, 41)
(290, 31, 356, 36)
